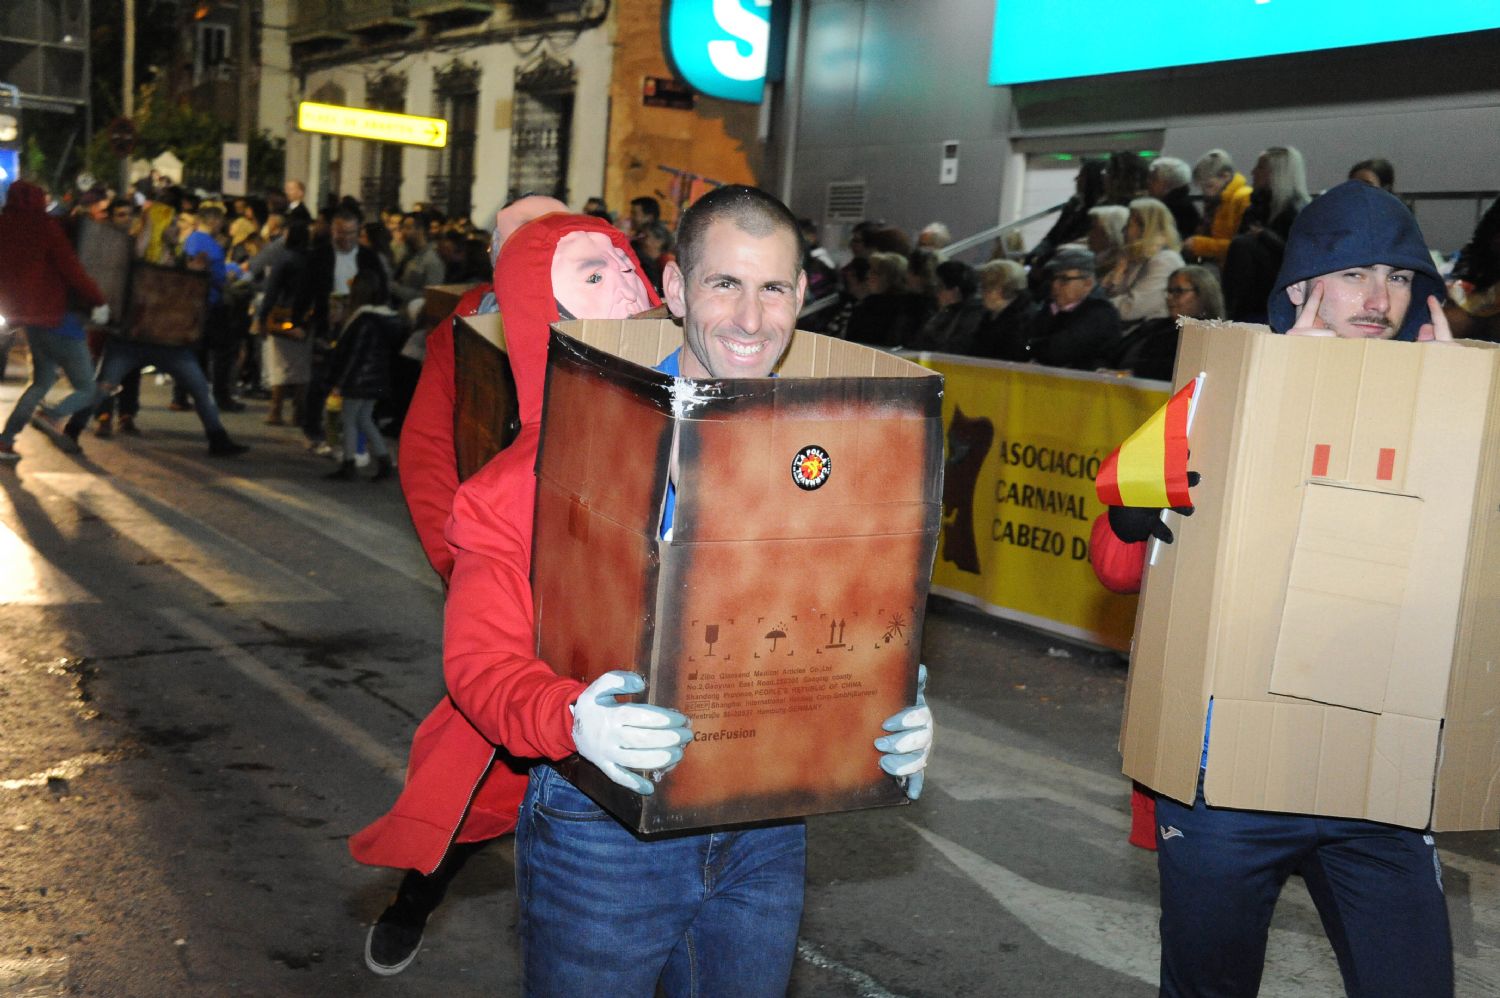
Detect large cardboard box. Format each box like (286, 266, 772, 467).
(530, 318, 944, 833)
(1121, 320, 1500, 831)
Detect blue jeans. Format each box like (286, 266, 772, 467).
(1155, 781, 1453, 998)
(90, 339, 225, 437)
(516, 765, 806, 997)
(2, 323, 98, 444)
(340, 398, 387, 461)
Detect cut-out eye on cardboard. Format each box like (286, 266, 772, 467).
(791, 445, 831, 491)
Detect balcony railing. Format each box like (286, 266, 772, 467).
(409, 0, 496, 29)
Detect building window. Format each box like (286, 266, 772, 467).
(429, 60, 480, 222)
(362, 73, 407, 214)
(509, 54, 574, 205)
(194, 22, 231, 85)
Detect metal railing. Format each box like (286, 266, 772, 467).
(937, 201, 1067, 262)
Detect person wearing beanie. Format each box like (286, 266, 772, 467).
(1090, 180, 1454, 997)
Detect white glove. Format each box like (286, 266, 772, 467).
(571, 671, 692, 796)
(90, 304, 110, 327)
(875, 663, 932, 800)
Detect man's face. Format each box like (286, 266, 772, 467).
(110, 205, 133, 230)
(1050, 269, 1094, 309)
(87, 200, 108, 222)
(284, 181, 304, 203)
(400, 216, 421, 248)
(332, 218, 359, 253)
(629, 204, 650, 231)
(550, 230, 650, 321)
(1287, 265, 1414, 339)
(663, 219, 806, 379)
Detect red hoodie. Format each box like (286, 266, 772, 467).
(0, 181, 106, 328)
(398, 282, 493, 584)
(350, 215, 660, 872)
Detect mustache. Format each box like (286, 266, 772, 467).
(1347, 314, 1392, 328)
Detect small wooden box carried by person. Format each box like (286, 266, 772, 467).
(118, 263, 210, 347)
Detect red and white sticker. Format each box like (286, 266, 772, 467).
(791, 445, 831, 491)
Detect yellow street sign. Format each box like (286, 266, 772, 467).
(296, 101, 449, 149)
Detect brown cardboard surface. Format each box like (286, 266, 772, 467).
(453, 313, 519, 481)
(119, 263, 209, 346)
(1120, 321, 1500, 830)
(533, 319, 943, 832)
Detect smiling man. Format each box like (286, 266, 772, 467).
(661, 183, 806, 378)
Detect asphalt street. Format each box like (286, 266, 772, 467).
(1, 371, 1497, 997)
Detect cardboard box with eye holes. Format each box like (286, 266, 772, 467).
(526, 318, 944, 833)
(1120, 320, 1500, 830)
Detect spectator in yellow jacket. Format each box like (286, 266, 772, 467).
(1183, 149, 1251, 266)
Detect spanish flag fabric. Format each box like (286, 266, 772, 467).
(1095, 376, 1201, 508)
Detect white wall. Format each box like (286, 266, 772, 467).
(296, 26, 613, 229)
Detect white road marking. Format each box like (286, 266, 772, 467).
(795, 940, 907, 998)
(0, 520, 97, 605)
(218, 477, 440, 592)
(0, 751, 117, 790)
(31, 473, 334, 604)
(158, 608, 406, 782)
(0, 955, 69, 997)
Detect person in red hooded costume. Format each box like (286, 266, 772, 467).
(351, 210, 658, 975)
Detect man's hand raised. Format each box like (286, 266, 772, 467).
(1417, 295, 1455, 343)
(1287, 280, 1337, 337)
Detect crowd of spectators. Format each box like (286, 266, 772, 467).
(800, 146, 1498, 383)
(5, 158, 1497, 468)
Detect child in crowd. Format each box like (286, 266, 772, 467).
(325, 268, 402, 481)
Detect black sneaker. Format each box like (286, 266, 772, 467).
(364, 912, 425, 976)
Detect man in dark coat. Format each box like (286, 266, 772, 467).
(299, 206, 387, 448)
(1148, 157, 1201, 246)
(1023, 247, 1123, 370)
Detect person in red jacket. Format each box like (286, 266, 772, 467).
(354, 205, 642, 976)
(0, 180, 108, 462)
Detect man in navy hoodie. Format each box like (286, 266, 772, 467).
(1096, 182, 1456, 997)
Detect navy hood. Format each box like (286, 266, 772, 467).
(1267, 180, 1443, 342)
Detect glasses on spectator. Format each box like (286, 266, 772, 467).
(1051, 272, 1090, 284)
(1166, 284, 1196, 296)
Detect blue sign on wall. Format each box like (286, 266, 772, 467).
(663, 0, 786, 104)
(989, 2, 1500, 85)
(0, 149, 18, 202)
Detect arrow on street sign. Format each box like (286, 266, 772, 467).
(296, 101, 449, 149)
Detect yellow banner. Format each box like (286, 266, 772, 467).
(915, 354, 1170, 651)
(296, 101, 449, 149)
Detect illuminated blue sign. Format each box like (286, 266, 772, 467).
(989, 2, 1500, 85)
(663, 0, 782, 104)
(0, 149, 17, 202)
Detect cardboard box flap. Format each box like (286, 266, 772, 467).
(1269, 484, 1422, 714)
(454, 313, 520, 481)
(1434, 352, 1500, 829)
(1205, 699, 1439, 828)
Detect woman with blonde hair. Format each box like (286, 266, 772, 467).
(1102, 197, 1184, 322)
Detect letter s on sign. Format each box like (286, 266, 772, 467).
(663, 0, 781, 103)
(709, 0, 770, 81)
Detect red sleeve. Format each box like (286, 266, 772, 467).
(1089, 513, 1147, 595)
(48, 223, 106, 307)
(442, 450, 584, 761)
(399, 315, 460, 583)
(398, 287, 492, 584)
